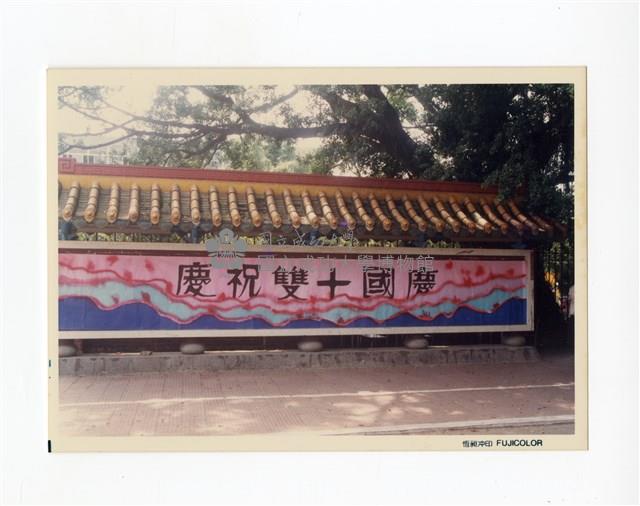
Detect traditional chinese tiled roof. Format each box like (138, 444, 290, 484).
(57, 158, 563, 243)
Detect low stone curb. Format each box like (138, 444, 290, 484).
(325, 414, 575, 436)
(59, 345, 540, 376)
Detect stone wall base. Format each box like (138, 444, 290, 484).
(59, 345, 540, 376)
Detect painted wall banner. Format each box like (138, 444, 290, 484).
(58, 243, 533, 337)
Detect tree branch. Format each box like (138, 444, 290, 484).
(59, 118, 136, 138)
(59, 133, 136, 154)
(248, 87, 299, 114)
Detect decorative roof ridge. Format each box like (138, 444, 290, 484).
(58, 157, 502, 195)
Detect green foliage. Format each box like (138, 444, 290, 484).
(412, 84, 574, 222)
(220, 136, 296, 171)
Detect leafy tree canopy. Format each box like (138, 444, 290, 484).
(59, 83, 574, 222)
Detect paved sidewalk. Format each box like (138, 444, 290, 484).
(57, 351, 574, 436)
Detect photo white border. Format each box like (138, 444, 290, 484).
(1, 2, 637, 504)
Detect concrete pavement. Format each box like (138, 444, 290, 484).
(57, 350, 574, 436)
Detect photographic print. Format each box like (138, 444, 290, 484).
(47, 68, 586, 451)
